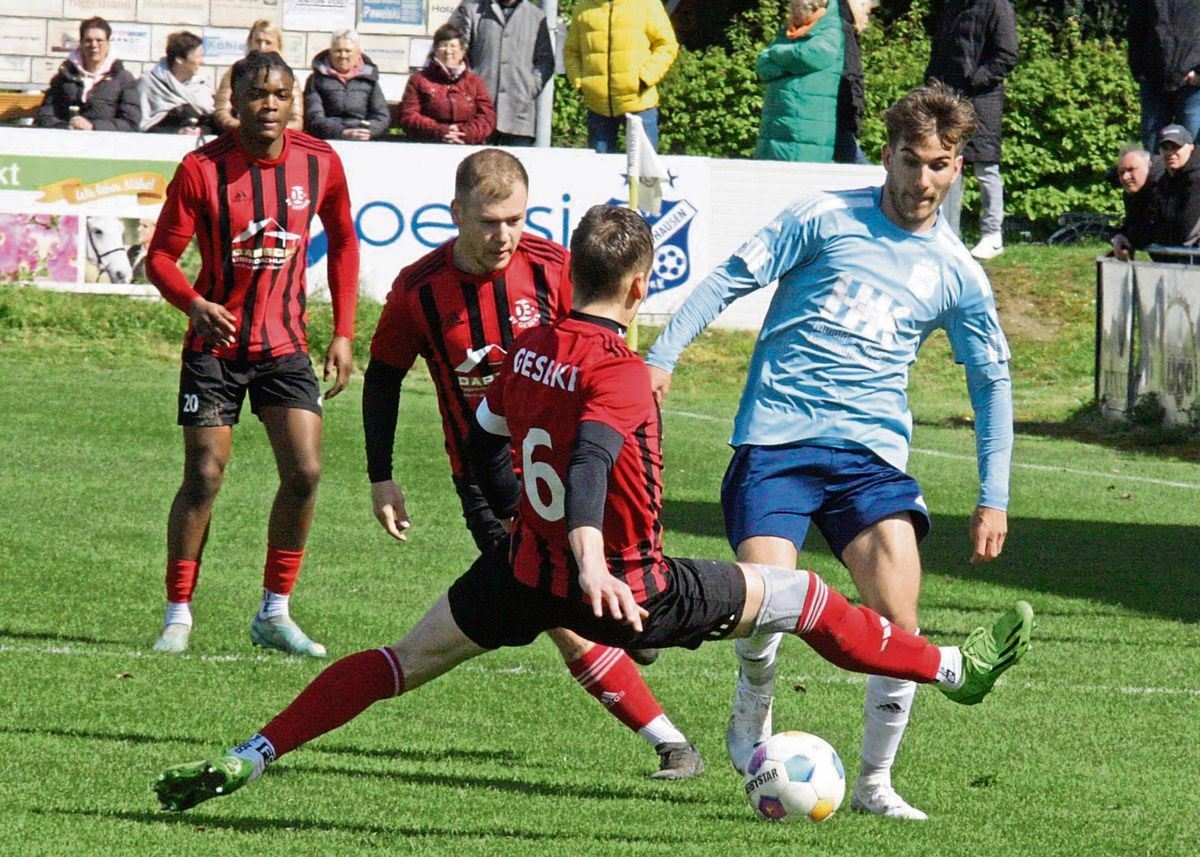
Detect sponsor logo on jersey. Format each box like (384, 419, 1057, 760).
(231, 218, 301, 269)
(456, 343, 506, 375)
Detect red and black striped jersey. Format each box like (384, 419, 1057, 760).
(148, 130, 358, 360)
(370, 233, 572, 476)
(483, 314, 669, 604)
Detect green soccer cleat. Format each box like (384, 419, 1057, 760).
(942, 600, 1034, 706)
(250, 614, 326, 657)
(154, 755, 253, 812)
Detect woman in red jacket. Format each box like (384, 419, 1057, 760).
(398, 23, 495, 144)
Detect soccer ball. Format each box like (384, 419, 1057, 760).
(743, 731, 846, 823)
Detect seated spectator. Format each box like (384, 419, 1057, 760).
(139, 31, 213, 135)
(212, 20, 303, 133)
(36, 16, 140, 132)
(754, 0, 844, 163)
(397, 23, 495, 144)
(304, 29, 389, 141)
(1111, 146, 1162, 260)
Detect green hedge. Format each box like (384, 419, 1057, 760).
(552, 0, 1139, 227)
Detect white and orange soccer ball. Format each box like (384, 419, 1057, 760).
(743, 731, 846, 823)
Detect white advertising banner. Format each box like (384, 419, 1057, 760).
(0, 127, 888, 328)
(282, 0, 355, 33)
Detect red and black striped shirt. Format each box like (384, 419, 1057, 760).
(148, 130, 358, 360)
(369, 234, 571, 477)
(483, 314, 669, 604)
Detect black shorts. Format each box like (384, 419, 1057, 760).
(178, 350, 322, 427)
(448, 544, 746, 651)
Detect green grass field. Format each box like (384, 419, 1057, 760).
(0, 250, 1197, 856)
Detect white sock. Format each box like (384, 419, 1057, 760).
(637, 714, 687, 747)
(735, 632, 782, 687)
(228, 733, 276, 782)
(936, 646, 964, 690)
(859, 674, 917, 790)
(258, 589, 290, 621)
(163, 601, 193, 629)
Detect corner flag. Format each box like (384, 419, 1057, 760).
(626, 113, 666, 217)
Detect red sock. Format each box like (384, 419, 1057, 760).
(263, 546, 304, 596)
(797, 571, 940, 682)
(567, 644, 664, 732)
(165, 558, 200, 603)
(260, 647, 404, 757)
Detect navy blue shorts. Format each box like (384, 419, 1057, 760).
(721, 443, 930, 561)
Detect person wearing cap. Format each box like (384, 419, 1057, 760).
(1149, 124, 1200, 250)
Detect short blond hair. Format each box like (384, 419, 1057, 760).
(331, 28, 361, 48)
(455, 149, 529, 206)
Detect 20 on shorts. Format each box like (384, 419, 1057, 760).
(177, 350, 321, 427)
(721, 442, 930, 561)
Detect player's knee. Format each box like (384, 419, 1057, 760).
(546, 627, 592, 661)
(180, 457, 226, 501)
(282, 459, 322, 498)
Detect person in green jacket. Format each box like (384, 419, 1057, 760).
(754, 0, 844, 163)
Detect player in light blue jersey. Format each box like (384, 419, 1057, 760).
(645, 85, 1014, 821)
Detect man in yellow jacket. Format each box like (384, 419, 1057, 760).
(565, 0, 679, 152)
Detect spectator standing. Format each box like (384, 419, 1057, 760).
(37, 16, 140, 132)
(450, 0, 554, 146)
(1127, 0, 1200, 152)
(925, 0, 1018, 259)
(834, 0, 874, 164)
(304, 30, 390, 141)
(139, 31, 214, 135)
(564, 0, 679, 153)
(754, 0, 844, 163)
(213, 20, 304, 133)
(397, 23, 495, 144)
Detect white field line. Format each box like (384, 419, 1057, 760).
(3, 642, 1198, 698)
(662, 409, 1200, 491)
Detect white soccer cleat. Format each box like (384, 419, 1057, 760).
(726, 668, 774, 774)
(153, 623, 191, 653)
(969, 233, 1004, 260)
(850, 783, 929, 821)
(250, 614, 326, 657)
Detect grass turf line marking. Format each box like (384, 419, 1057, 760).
(4, 643, 1198, 698)
(662, 409, 1200, 491)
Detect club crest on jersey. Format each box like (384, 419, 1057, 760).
(231, 217, 301, 269)
(288, 185, 310, 211)
(511, 298, 539, 329)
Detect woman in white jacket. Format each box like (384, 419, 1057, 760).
(139, 31, 214, 135)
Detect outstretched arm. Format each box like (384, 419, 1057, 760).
(965, 360, 1013, 563)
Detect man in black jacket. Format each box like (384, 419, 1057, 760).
(1127, 0, 1200, 153)
(36, 17, 141, 132)
(925, 0, 1018, 260)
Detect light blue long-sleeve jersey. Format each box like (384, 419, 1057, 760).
(646, 186, 1014, 510)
